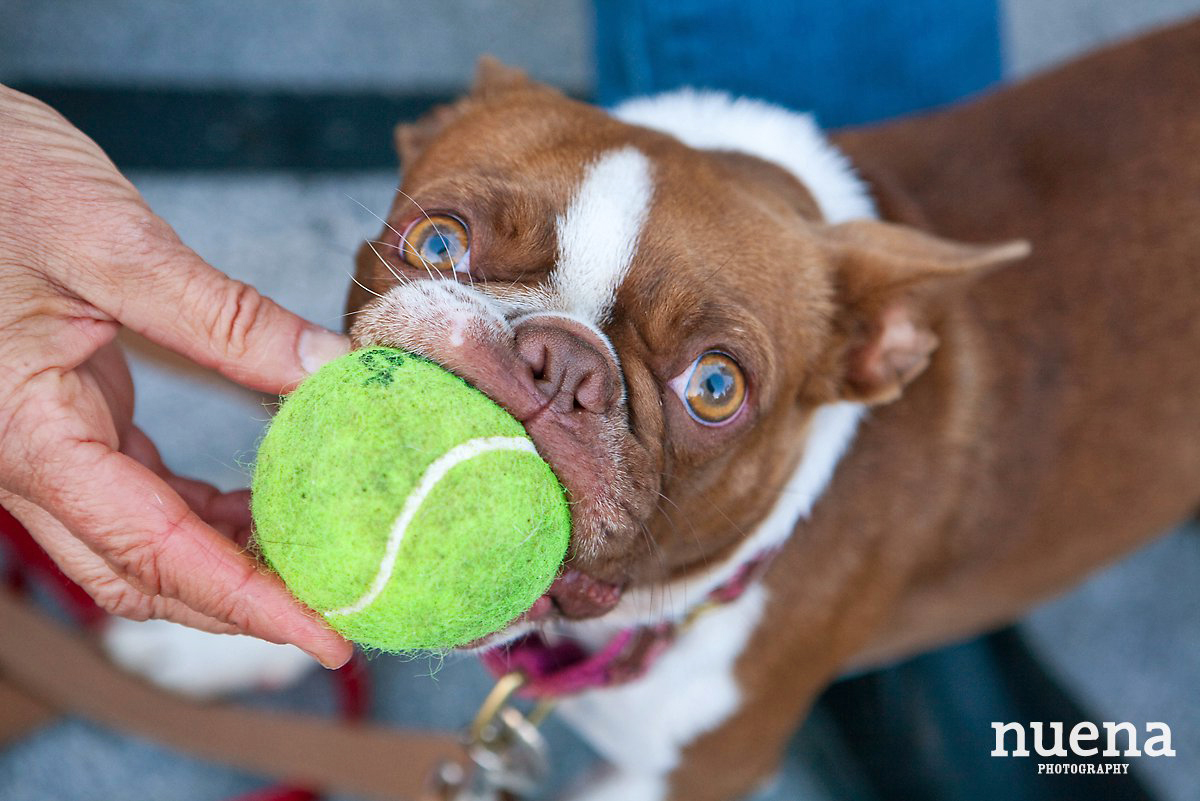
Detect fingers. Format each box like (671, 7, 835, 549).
(121, 425, 253, 544)
(194, 489, 254, 546)
(17, 437, 352, 668)
(83, 220, 349, 394)
(1, 86, 349, 395)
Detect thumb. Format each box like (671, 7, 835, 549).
(88, 214, 349, 393)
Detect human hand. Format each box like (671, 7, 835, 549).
(0, 85, 353, 668)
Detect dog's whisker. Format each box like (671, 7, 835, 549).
(391, 187, 446, 279)
(629, 512, 674, 625)
(660, 468, 750, 546)
(627, 472, 708, 580)
(389, 223, 441, 283)
(372, 236, 460, 287)
(366, 239, 414, 289)
(364, 238, 409, 287)
(345, 270, 386, 300)
(401, 234, 442, 284)
(347, 192, 442, 282)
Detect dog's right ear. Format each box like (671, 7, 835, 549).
(470, 55, 533, 97)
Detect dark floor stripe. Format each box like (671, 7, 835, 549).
(14, 85, 462, 171)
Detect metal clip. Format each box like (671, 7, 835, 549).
(420, 759, 473, 801)
(433, 672, 550, 801)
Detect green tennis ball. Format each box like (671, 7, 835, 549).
(251, 346, 570, 652)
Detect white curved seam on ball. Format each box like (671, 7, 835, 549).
(323, 436, 539, 618)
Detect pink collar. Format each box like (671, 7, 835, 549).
(480, 550, 778, 698)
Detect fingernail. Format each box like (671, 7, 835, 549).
(318, 649, 353, 670)
(301, 645, 349, 670)
(299, 328, 350, 374)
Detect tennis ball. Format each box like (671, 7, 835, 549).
(251, 347, 570, 652)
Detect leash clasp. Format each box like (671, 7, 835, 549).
(428, 672, 552, 801)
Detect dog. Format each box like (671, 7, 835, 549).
(107, 19, 1200, 801)
(343, 19, 1200, 799)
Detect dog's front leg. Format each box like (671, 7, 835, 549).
(657, 611, 840, 801)
(661, 680, 822, 801)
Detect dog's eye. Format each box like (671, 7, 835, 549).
(674, 351, 747, 425)
(402, 214, 470, 274)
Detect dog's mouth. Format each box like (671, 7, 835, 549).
(463, 563, 652, 695)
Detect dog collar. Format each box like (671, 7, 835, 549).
(480, 550, 778, 698)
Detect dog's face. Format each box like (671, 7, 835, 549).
(349, 61, 1024, 636)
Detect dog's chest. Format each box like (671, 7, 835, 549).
(555, 584, 768, 776)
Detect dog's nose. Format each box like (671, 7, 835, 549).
(514, 317, 621, 415)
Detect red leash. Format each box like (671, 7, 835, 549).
(0, 504, 107, 628)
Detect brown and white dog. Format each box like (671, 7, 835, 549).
(109, 19, 1200, 801)
(344, 20, 1200, 801)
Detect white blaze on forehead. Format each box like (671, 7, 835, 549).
(550, 146, 654, 325)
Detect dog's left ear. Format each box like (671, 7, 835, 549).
(823, 220, 1030, 404)
(393, 103, 468, 168)
(470, 55, 533, 97)
(393, 57, 545, 167)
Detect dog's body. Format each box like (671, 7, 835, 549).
(829, 23, 1200, 670)
(103, 19, 1200, 801)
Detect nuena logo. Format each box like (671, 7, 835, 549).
(992, 721, 1176, 758)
